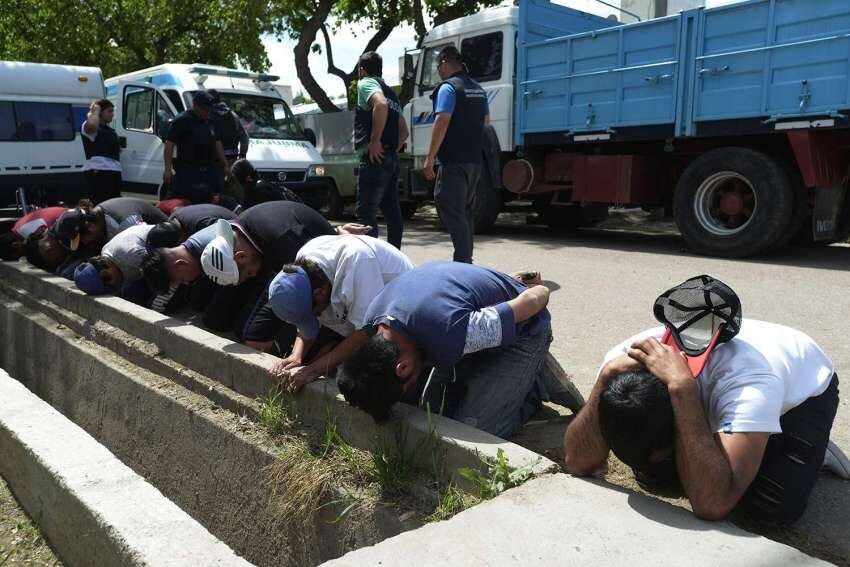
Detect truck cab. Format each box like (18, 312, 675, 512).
(105, 64, 328, 209)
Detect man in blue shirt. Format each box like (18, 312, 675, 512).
(423, 46, 489, 263)
(338, 261, 577, 438)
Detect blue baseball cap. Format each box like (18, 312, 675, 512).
(74, 262, 107, 295)
(268, 267, 320, 340)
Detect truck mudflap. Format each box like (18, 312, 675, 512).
(812, 185, 849, 242)
(481, 125, 502, 189)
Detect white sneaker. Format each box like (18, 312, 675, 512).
(823, 441, 850, 480)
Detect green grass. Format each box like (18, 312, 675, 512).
(257, 385, 293, 435)
(458, 448, 539, 500)
(426, 482, 477, 523)
(370, 426, 418, 496)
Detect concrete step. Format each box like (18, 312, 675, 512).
(0, 368, 250, 567)
(322, 473, 829, 567)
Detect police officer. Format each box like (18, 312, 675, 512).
(423, 45, 489, 264)
(354, 51, 409, 249)
(207, 89, 249, 165)
(81, 99, 122, 204)
(163, 91, 230, 204)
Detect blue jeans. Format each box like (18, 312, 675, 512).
(421, 325, 552, 438)
(355, 150, 402, 249)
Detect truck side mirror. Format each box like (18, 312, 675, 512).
(303, 128, 317, 147)
(403, 53, 416, 82)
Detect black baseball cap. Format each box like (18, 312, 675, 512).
(193, 91, 215, 108)
(653, 275, 741, 377)
(51, 208, 96, 252)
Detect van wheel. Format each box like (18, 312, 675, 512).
(473, 172, 502, 234)
(674, 147, 795, 257)
(321, 185, 345, 220)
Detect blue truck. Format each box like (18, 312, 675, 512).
(404, 0, 850, 257)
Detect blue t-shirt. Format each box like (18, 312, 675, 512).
(364, 261, 549, 368)
(434, 83, 490, 115)
(182, 223, 218, 259)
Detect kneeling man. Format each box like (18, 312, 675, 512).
(564, 276, 847, 524)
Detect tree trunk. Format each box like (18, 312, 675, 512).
(294, 0, 341, 113)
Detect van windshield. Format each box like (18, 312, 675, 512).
(185, 91, 302, 140)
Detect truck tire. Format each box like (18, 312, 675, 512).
(674, 147, 795, 257)
(473, 171, 502, 234)
(320, 184, 345, 220)
(534, 201, 608, 229)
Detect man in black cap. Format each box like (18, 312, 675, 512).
(163, 91, 230, 204)
(563, 276, 848, 524)
(353, 51, 408, 249)
(422, 45, 489, 264)
(207, 89, 249, 165)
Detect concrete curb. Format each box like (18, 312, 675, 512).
(0, 260, 557, 483)
(0, 368, 250, 567)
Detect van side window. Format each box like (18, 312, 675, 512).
(461, 32, 503, 83)
(124, 86, 154, 133)
(0, 102, 15, 141)
(14, 102, 74, 141)
(163, 89, 185, 111)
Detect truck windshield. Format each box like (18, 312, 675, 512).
(185, 91, 302, 140)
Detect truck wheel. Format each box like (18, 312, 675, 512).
(473, 171, 502, 234)
(320, 184, 345, 220)
(674, 148, 795, 257)
(400, 201, 419, 220)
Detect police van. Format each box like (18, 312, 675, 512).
(0, 61, 105, 216)
(105, 64, 328, 207)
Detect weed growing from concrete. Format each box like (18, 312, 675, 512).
(257, 385, 293, 435)
(458, 449, 539, 500)
(370, 426, 418, 496)
(426, 482, 478, 523)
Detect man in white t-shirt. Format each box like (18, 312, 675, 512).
(263, 234, 414, 391)
(564, 277, 844, 524)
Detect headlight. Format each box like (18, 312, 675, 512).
(308, 165, 326, 177)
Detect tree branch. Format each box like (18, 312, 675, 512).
(293, 0, 341, 113)
(320, 23, 349, 82)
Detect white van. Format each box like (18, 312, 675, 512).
(0, 61, 105, 216)
(105, 64, 328, 207)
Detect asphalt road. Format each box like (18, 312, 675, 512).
(394, 207, 850, 563)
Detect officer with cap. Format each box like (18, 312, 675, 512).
(207, 89, 249, 165)
(422, 45, 489, 264)
(163, 91, 230, 204)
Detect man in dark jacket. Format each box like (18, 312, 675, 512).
(208, 89, 249, 164)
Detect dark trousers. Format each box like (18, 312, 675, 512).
(355, 149, 402, 249)
(740, 374, 839, 524)
(85, 170, 122, 204)
(434, 163, 481, 263)
(172, 163, 224, 204)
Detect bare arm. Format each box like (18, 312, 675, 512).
(83, 103, 100, 135)
(397, 116, 409, 151)
(484, 113, 490, 126)
(629, 337, 769, 520)
(163, 141, 175, 183)
(564, 355, 641, 475)
(367, 92, 389, 163)
(304, 330, 369, 380)
(237, 118, 249, 157)
(506, 285, 549, 323)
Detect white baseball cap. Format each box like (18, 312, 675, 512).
(200, 219, 239, 286)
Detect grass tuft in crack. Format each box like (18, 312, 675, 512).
(257, 385, 293, 435)
(458, 448, 539, 500)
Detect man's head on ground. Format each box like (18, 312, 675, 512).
(599, 370, 676, 481)
(358, 51, 382, 79)
(25, 231, 68, 271)
(74, 256, 122, 295)
(192, 91, 215, 120)
(338, 332, 407, 422)
(200, 220, 261, 285)
(338, 325, 424, 420)
(0, 232, 24, 261)
(52, 207, 107, 251)
(92, 98, 115, 124)
(436, 45, 463, 80)
(231, 159, 257, 190)
(142, 246, 201, 292)
(268, 260, 331, 339)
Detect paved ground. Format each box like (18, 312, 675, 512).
(0, 474, 60, 566)
(392, 206, 850, 562)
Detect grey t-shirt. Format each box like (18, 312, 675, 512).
(101, 223, 154, 282)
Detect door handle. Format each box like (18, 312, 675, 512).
(523, 89, 543, 97)
(644, 73, 674, 84)
(699, 65, 730, 77)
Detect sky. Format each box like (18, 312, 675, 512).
(262, 0, 627, 99)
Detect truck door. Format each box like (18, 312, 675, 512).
(113, 81, 178, 194)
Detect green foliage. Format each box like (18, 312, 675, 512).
(0, 0, 278, 77)
(426, 482, 476, 522)
(370, 426, 418, 495)
(457, 449, 539, 500)
(258, 385, 293, 436)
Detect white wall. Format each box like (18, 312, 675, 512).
(619, 0, 705, 21)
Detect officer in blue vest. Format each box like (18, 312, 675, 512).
(354, 51, 409, 249)
(423, 45, 489, 264)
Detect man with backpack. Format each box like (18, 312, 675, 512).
(208, 89, 249, 165)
